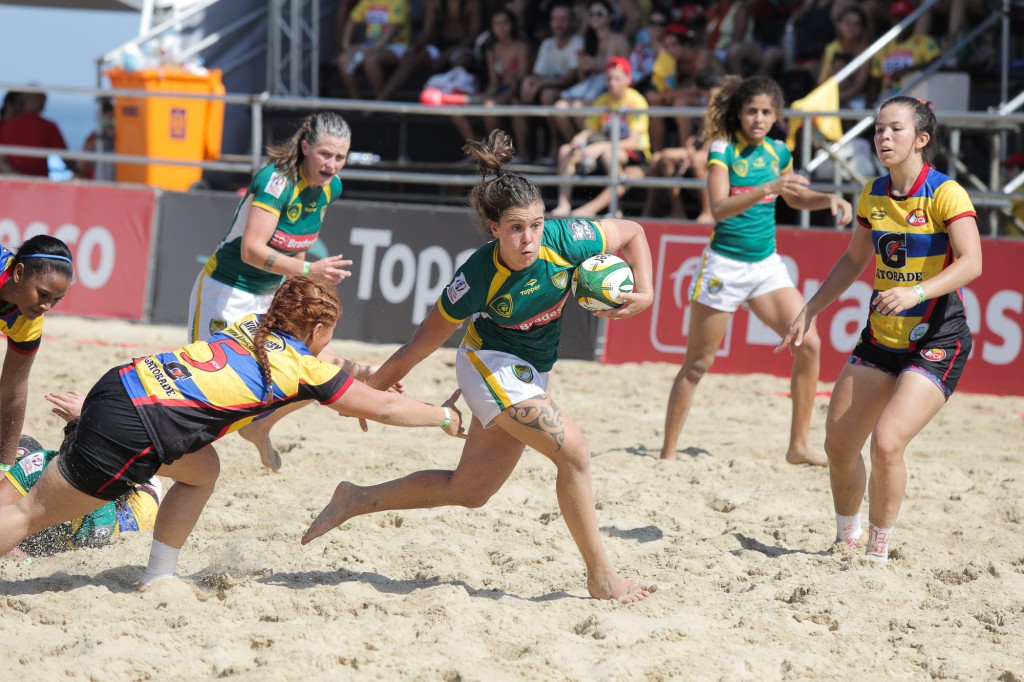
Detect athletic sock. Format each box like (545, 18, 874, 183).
(140, 539, 181, 585)
(866, 525, 893, 561)
(835, 512, 862, 547)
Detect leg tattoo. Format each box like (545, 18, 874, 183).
(509, 394, 566, 451)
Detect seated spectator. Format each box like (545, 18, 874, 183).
(914, 0, 988, 59)
(628, 9, 670, 88)
(779, 0, 834, 75)
(818, 4, 871, 109)
(552, 1, 631, 148)
(0, 91, 67, 177)
(336, 0, 412, 100)
(645, 23, 707, 152)
(516, 2, 583, 163)
(867, 0, 940, 103)
(551, 57, 650, 218)
(76, 98, 116, 181)
(642, 67, 722, 221)
(704, 0, 759, 76)
(608, 0, 643, 38)
(0, 91, 19, 135)
(450, 8, 532, 154)
(377, 0, 483, 102)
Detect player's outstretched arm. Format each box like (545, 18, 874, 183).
(329, 384, 466, 438)
(44, 390, 85, 422)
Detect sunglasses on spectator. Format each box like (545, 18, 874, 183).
(588, 9, 609, 17)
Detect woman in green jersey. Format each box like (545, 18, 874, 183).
(302, 130, 658, 604)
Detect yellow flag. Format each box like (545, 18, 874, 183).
(787, 77, 843, 151)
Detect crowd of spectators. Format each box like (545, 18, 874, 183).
(329, 0, 996, 219)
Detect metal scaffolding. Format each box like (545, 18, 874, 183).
(266, 0, 320, 98)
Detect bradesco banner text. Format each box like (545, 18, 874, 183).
(0, 178, 156, 320)
(603, 222, 1023, 397)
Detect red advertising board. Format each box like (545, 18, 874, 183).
(604, 222, 1024, 396)
(0, 178, 156, 320)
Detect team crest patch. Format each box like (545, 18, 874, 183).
(909, 323, 930, 341)
(489, 294, 513, 318)
(707, 276, 723, 294)
(265, 172, 287, 198)
(286, 204, 302, 223)
(871, 207, 886, 221)
(263, 332, 287, 353)
(920, 348, 946, 362)
(906, 208, 928, 226)
(569, 219, 595, 241)
(770, 160, 779, 173)
(732, 159, 749, 177)
(446, 272, 470, 304)
(208, 318, 227, 335)
(551, 271, 568, 289)
(512, 364, 535, 383)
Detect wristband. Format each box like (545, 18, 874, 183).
(913, 283, 926, 304)
(0, 462, 10, 473)
(302, 261, 312, 276)
(440, 406, 451, 429)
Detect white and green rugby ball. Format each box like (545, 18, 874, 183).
(571, 254, 634, 311)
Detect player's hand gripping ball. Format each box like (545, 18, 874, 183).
(571, 254, 635, 311)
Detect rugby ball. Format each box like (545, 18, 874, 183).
(571, 254, 634, 311)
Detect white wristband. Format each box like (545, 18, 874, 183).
(440, 406, 451, 429)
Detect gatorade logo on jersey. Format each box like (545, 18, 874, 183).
(489, 294, 513, 318)
(878, 233, 907, 269)
(513, 365, 535, 383)
(551, 271, 568, 290)
(906, 208, 928, 226)
(920, 348, 946, 362)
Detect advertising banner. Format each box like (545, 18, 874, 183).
(150, 194, 600, 359)
(0, 178, 156, 320)
(604, 222, 1023, 396)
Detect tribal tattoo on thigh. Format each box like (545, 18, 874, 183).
(509, 394, 566, 451)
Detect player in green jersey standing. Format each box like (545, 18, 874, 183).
(659, 76, 853, 463)
(302, 130, 658, 604)
(187, 112, 368, 472)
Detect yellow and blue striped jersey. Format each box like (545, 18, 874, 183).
(0, 244, 44, 354)
(855, 164, 977, 351)
(707, 134, 793, 262)
(119, 313, 353, 462)
(437, 218, 606, 372)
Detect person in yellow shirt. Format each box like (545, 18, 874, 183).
(552, 57, 650, 218)
(868, 0, 940, 103)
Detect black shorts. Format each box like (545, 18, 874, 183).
(849, 328, 972, 399)
(58, 366, 163, 502)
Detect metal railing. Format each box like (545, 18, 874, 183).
(1, 81, 1022, 235)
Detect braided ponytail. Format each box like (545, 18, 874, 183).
(253, 276, 342, 404)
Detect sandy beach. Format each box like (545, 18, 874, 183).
(2, 314, 1022, 681)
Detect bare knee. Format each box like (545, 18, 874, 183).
(794, 328, 821, 357)
(679, 355, 714, 384)
(869, 432, 906, 469)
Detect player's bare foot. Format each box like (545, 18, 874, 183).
(659, 448, 677, 461)
(550, 203, 571, 217)
(302, 481, 358, 545)
(239, 422, 282, 472)
(588, 574, 658, 604)
(786, 446, 827, 466)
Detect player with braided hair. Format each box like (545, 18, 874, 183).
(0, 276, 465, 587)
(188, 111, 366, 472)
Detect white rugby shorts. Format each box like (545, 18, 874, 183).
(688, 247, 795, 313)
(187, 270, 276, 342)
(455, 347, 549, 428)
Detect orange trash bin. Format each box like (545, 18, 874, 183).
(106, 68, 225, 191)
